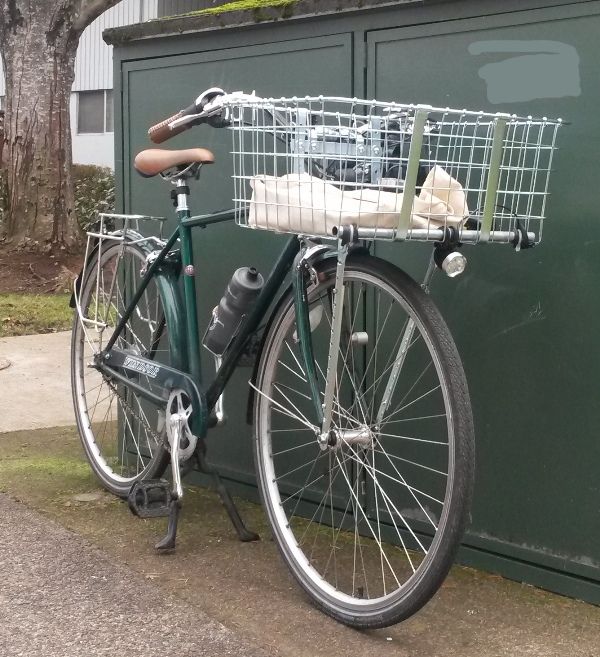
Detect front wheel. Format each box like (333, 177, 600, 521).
(254, 255, 474, 628)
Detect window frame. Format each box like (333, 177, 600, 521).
(77, 89, 114, 135)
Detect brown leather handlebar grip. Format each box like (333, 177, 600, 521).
(148, 110, 190, 144)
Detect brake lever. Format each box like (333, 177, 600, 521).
(168, 113, 206, 130)
(169, 113, 202, 130)
(167, 91, 263, 132)
(168, 99, 229, 131)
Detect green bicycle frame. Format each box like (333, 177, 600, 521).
(102, 185, 302, 435)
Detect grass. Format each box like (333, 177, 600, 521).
(0, 293, 73, 337)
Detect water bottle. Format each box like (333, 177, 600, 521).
(202, 266, 264, 356)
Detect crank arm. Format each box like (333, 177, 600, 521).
(168, 415, 184, 500)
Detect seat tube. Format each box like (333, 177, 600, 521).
(176, 178, 202, 388)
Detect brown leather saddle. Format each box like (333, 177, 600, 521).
(134, 148, 214, 177)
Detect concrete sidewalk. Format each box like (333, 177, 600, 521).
(0, 331, 74, 432)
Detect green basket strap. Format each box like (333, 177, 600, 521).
(480, 116, 509, 242)
(397, 107, 430, 239)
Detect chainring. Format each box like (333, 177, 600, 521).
(165, 388, 198, 462)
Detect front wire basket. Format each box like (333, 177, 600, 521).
(225, 95, 562, 245)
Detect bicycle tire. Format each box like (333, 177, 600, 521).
(254, 254, 474, 628)
(71, 240, 170, 497)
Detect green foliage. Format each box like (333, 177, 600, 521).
(0, 293, 73, 337)
(73, 164, 115, 231)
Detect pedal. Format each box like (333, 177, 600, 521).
(128, 479, 172, 518)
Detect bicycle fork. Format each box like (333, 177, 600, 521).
(292, 234, 353, 449)
(292, 238, 438, 450)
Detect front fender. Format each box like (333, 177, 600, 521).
(245, 243, 370, 425)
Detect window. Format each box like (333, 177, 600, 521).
(105, 90, 113, 132)
(77, 90, 114, 134)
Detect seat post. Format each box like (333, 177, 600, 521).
(174, 176, 191, 214)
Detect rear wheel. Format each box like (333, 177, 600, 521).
(254, 255, 474, 628)
(71, 240, 171, 497)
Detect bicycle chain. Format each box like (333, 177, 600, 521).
(105, 378, 165, 448)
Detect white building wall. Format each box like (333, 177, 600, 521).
(72, 0, 154, 168)
(70, 96, 116, 168)
(74, 0, 149, 92)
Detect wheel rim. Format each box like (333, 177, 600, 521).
(256, 267, 458, 613)
(72, 244, 169, 486)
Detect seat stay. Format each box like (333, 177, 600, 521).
(104, 227, 181, 353)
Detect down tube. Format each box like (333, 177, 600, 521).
(205, 235, 300, 411)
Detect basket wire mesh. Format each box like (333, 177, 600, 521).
(226, 96, 562, 244)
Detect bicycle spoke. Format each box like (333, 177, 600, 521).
(374, 448, 447, 477)
(333, 450, 402, 589)
(254, 259, 472, 624)
(380, 383, 443, 425)
(250, 381, 319, 432)
(271, 439, 314, 457)
(73, 244, 169, 490)
(377, 432, 447, 446)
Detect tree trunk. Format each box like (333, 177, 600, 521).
(0, 1, 122, 252)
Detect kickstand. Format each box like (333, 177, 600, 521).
(155, 497, 181, 552)
(196, 452, 259, 542)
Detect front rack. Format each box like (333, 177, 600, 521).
(225, 95, 563, 245)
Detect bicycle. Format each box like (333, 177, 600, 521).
(71, 88, 561, 628)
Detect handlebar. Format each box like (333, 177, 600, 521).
(147, 87, 231, 144)
(147, 88, 299, 144)
(148, 87, 267, 143)
(148, 105, 198, 144)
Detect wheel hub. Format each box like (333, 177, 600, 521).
(320, 426, 374, 450)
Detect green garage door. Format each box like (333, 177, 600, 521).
(366, 6, 600, 597)
(110, 0, 600, 602)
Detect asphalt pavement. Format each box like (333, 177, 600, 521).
(0, 493, 272, 657)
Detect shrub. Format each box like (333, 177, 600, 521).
(73, 164, 115, 230)
(0, 164, 115, 233)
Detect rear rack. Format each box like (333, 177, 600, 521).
(74, 213, 167, 332)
